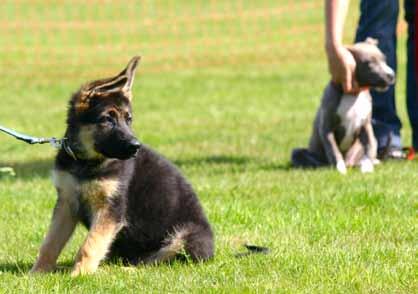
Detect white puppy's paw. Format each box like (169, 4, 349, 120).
(336, 160, 347, 175)
(372, 158, 381, 165)
(360, 157, 374, 173)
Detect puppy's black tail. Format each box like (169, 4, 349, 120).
(235, 244, 270, 258)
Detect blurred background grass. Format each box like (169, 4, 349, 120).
(0, 0, 410, 162)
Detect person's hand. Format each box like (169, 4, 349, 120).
(326, 44, 359, 93)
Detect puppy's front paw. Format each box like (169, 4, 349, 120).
(360, 157, 374, 173)
(336, 160, 347, 174)
(70, 267, 82, 277)
(71, 262, 96, 277)
(372, 158, 381, 165)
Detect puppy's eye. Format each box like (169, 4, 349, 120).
(108, 110, 117, 118)
(99, 115, 115, 126)
(126, 115, 132, 124)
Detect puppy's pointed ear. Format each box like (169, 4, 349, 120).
(116, 56, 141, 96)
(74, 57, 141, 112)
(85, 56, 141, 98)
(365, 37, 378, 46)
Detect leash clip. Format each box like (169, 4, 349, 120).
(49, 137, 64, 149)
(49, 137, 77, 161)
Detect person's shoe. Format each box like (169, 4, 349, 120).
(387, 147, 407, 160)
(378, 146, 406, 160)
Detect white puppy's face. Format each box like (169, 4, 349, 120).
(348, 38, 395, 91)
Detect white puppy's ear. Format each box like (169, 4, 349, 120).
(365, 37, 378, 46)
(345, 45, 354, 52)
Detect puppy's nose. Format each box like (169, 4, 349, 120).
(127, 138, 141, 153)
(386, 72, 395, 84)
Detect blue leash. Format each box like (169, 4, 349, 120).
(0, 124, 64, 147)
(0, 125, 57, 145)
(0, 124, 76, 159)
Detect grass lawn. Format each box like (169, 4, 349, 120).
(0, 1, 416, 293)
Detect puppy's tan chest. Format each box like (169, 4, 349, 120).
(53, 170, 119, 209)
(80, 179, 119, 209)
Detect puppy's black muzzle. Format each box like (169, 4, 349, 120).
(114, 135, 141, 159)
(126, 138, 141, 155)
(96, 129, 142, 160)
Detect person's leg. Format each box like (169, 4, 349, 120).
(355, 0, 402, 151)
(405, 0, 418, 149)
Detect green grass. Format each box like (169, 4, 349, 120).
(0, 1, 416, 293)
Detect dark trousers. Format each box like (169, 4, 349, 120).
(355, 0, 417, 149)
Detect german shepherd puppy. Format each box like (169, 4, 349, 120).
(31, 57, 214, 276)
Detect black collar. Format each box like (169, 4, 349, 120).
(61, 138, 78, 161)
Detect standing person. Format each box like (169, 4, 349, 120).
(325, 0, 417, 159)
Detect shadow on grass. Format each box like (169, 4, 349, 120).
(0, 261, 73, 275)
(0, 156, 292, 181)
(0, 261, 32, 275)
(0, 257, 192, 275)
(0, 159, 53, 180)
(259, 162, 292, 171)
(174, 155, 292, 171)
(174, 155, 254, 167)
